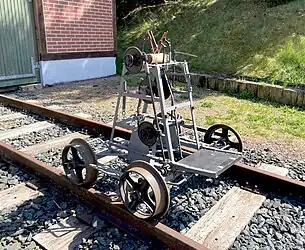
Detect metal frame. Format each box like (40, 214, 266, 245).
(107, 49, 242, 180)
(0, 57, 37, 81)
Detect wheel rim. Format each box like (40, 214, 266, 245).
(119, 160, 170, 220)
(204, 124, 243, 152)
(62, 138, 98, 187)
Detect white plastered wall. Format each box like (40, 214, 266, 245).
(40, 57, 116, 85)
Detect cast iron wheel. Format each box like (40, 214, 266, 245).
(204, 124, 243, 152)
(119, 160, 170, 220)
(62, 138, 98, 188)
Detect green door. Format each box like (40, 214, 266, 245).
(0, 0, 39, 88)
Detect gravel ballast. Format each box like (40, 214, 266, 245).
(0, 160, 148, 250)
(0, 161, 34, 192)
(242, 147, 305, 182)
(231, 194, 305, 250)
(0, 106, 14, 116)
(4, 125, 79, 150)
(1, 116, 40, 131)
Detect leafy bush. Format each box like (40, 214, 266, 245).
(265, 0, 295, 7)
(116, 0, 165, 24)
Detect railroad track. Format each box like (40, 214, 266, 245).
(0, 94, 304, 250)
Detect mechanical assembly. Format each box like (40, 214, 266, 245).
(61, 31, 243, 220)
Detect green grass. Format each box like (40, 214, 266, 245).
(118, 0, 305, 85)
(179, 87, 305, 140)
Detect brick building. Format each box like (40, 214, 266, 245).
(0, 0, 116, 88)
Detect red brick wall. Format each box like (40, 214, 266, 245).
(42, 0, 114, 53)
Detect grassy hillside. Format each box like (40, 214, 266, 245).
(118, 0, 305, 86)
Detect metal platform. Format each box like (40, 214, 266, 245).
(177, 149, 242, 178)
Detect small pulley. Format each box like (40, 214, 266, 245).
(124, 46, 171, 74)
(124, 46, 144, 74)
(119, 160, 170, 220)
(138, 121, 158, 147)
(204, 124, 243, 152)
(62, 138, 98, 188)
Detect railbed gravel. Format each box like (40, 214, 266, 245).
(241, 147, 305, 182)
(0, 106, 14, 116)
(31, 130, 305, 249)
(1, 116, 40, 131)
(0, 161, 34, 192)
(0, 160, 148, 250)
(231, 194, 305, 250)
(4, 124, 82, 150)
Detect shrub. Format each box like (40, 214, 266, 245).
(265, 0, 295, 7)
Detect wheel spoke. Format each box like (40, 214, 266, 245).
(142, 194, 155, 213)
(63, 159, 73, 169)
(128, 198, 140, 210)
(71, 147, 84, 164)
(126, 175, 137, 189)
(222, 128, 229, 138)
(75, 167, 84, 183)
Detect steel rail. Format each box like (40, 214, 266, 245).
(1, 94, 304, 197)
(0, 94, 207, 250)
(180, 145, 305, 197)
(0, 142, 206, 250)
(1, 94, 305, 247)
(0, 95, 130, 140)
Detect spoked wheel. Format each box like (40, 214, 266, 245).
(62, 138, 98, 188)
(204, 124, 243, 152)
(119, 160, 170, 220)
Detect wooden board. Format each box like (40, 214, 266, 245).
(258, 163, 289, 176)
(0, 183, 42, 215)
(74, 112, 91, 119)
(33, 216, 97, 250)
(20, 132, 90, 156)
(185, 164, 288, 250)
(0, 112, 26, 122)
(96, 148, 120, 165)
(0, 121, 55, 141)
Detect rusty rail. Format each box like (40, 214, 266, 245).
(0, 142, 206, 250)
(0, 95, 130, 139)
(0, 94, 207, 250)
(1, 94, 305, 197)
(1, 94, 305, 248)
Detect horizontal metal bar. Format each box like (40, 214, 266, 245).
(0, 73, 36, 81)
(121, 92, 160, 102)
(165, 101, 191, 112)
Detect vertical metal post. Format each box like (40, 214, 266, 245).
(122, 75, 127, 116)
(142, 102, 148, 113)
(153, 65, 175, 161)
(183, 62, 200, 149)
(109, 65, 127, 146)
